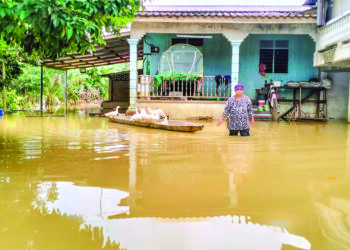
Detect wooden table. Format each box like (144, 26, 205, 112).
(275, 86, 328, 122)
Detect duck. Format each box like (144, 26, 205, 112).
(115, 106, 120, 115)
(105, 106, 120, 118)
(139, 107, 150, 122)
(160, 115, 168, 125)
(130, 108, 141, 121)
(150, 108, 166, 119)
(150, 112, 160, 122)
(146, 107, 160, 121)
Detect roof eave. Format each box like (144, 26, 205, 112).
(134, 15, 317, 24)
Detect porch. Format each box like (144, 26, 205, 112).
(102, 4, 325, 120)
(135, 32, 317, 100)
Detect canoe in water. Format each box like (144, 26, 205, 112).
(107, 115, 204, 132)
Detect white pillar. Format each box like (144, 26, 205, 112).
(127, 39, 139, 115)
(230, 41, 242, 96)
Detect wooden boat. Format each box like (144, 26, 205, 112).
(107, 115, 204, 132)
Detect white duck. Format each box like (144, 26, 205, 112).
(151, 108, 166, 119)
(140, 108, 150, 121)
(160, 115, 168, 125)
(115, 106, 120, 114)
(105, 106, 120, 118)
(130, 108, 141, 121)
(151, 112, 160, 122)
(146, 107, 160, 122)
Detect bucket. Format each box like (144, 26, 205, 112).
(257, 94, 266, 101)
(264, 104, 270, 111)
(258, 100, 265, 106)
(258, 106, 264, 112)
(0, 109, 3, 116)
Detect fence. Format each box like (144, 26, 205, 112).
(137, 75, 232, 99)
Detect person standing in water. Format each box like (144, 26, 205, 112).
(217, 84, 254, 136)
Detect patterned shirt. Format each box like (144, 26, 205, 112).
(222, 95, 254, 130)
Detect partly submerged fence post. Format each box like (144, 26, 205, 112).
(2, 60, 6, 114)
(65, 70, 68, 117)
(40, 64, 43, 116)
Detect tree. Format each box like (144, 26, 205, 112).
(0, 0, 143, 69)
(0, 0, 142, 60)
(45, 73, 64, 111)
(0, 0, 142, 112)
(0, 38, 40, 112)
(0, 41, 23, 112)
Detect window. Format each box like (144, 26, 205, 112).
(172, 38, 204, 47)
(259, 40, 289, 73)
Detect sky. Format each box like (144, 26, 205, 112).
(146, 0, 306, 5)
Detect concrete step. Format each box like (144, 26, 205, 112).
(253, 110, 271, 114)
(253, 107, 273, 121)
(255, 117, 273, 121)
(254, 115, 273, 121)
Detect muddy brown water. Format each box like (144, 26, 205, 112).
(1, 113, 350, 250)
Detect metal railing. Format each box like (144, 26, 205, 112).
(137, 75, 232, 99)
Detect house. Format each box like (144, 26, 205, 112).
(314, 0, 350, 121)
(124, 1, 323, 119)
(42, 1, 349, 121)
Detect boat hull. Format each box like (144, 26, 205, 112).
(107, 115, 204, 132)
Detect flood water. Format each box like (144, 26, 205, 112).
(1, 113, 350, 250)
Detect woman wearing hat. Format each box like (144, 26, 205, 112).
(217, 84, 254, 136)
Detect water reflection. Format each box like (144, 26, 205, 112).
(89, 215, 310, 250)
(217, 140, 253, 207)
(35, 182, 129, 219)
(1, 115, 350, 249)
(33, 181, 310, 250)
(308, 157, 350, 250)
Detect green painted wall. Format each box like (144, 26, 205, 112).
(240, 34, 318, 98)
(143, 33, 231, 76)
(144, 33, 317, 99)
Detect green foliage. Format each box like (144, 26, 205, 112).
(0, 57, 23, 88)
(0, 0, 142, 111)
(86, 67, 111, 99)
(0, 0, 142, 60)
(0, 60, 142, 110)
(10, 64, 64, 108)
(0, 41, 23, 87)
(5, 89, 31, 110)
(0, 38, 40, 111)
(45, 73, 64, 110)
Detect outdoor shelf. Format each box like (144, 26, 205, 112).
(276, 86, 328, 122)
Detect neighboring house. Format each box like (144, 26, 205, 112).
(125, 2, 320, 119)
(314, 0, 350, 121)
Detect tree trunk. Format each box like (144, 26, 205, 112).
(2, 60, 6, 113)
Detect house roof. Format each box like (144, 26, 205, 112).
(43, 4, 316, 71)
(139, 5, 317, 18)
(42, 32, 143, 71)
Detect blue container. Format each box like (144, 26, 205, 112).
(0, 109, 3, 116)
